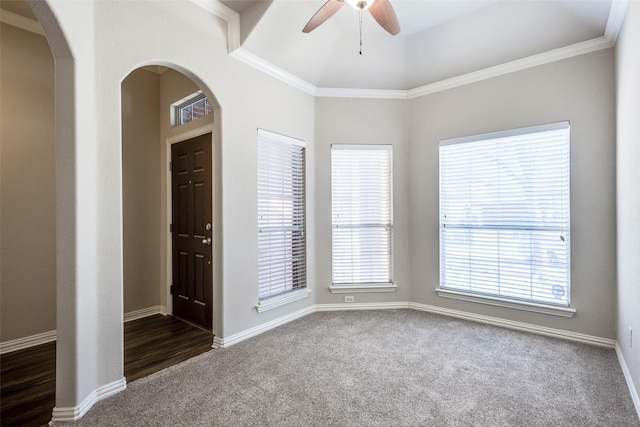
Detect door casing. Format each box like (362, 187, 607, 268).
(165, 124, 215, 330)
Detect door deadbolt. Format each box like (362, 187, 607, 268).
(205, 222, 212, 231)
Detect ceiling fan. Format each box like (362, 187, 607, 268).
(303, 0, 401, 36)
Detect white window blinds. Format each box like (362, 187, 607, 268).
(332, 145, 393, 285)
(439, 122, 570, 306)
(257, 129, 306, 300)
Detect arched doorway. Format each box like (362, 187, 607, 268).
(1, 0, 78, 424)
(0, 2, 56, 425)
(3, 1, 227, 422)
(121, 65, 222, 378)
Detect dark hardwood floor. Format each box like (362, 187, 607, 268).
(1, 315, 212, 427)
(123, 315, 212, 382)
(0, 342, 56, 427)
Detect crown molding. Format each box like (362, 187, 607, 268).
(604, 0, 630, 43)
(315, 87, 407, 100)
(190, 1, 316, 94)
(229, 47, 317, 95)
(199, 0, 628, 100)
(317, 35, 614, 100)
(4, 1, 628, 100)
(0, 8, 45, 35)
(190, 0, 240, 53)
(406, 36, 614, 99)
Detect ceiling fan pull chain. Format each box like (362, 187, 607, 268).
(359, 8, 363, 55)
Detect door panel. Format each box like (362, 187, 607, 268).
(171, 133, 213, 329)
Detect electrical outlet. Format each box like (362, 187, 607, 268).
(344, 296, 355, 303)
(630, 327, 633, 348)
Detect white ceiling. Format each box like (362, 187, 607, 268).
(1, 0, 616, 92)
(220, 0, 614, 90)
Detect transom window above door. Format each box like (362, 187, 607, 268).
(171, 90, 212, 127)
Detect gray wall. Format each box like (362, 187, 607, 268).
(313, 49, 617, 340)
(0, 26, 214, 340)
(407, 48, 617, 339)
(616, 0, 640, 403)
(24, 0, 627, 412)
(314, 98, 411, 305)
(0, 3, 625, 353)
(121, 69, 162, 314)
(2, 33, 621, 344)
(0, 23, 56, 342)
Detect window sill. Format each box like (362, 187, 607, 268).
(329, 283, 398, 294)
(435, 288, 576, 318)
(255, 288, 312, 313)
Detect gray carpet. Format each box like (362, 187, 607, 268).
(67, 310, 639, 426)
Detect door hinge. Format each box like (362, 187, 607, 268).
(169, 223, 173, 233)
(169, 161, 172, 171)
(170, 285, 175, 295)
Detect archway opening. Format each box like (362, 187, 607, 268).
(0, 1, 57, 425)
(121, 65, 222, 381)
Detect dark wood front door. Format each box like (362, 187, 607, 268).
(171, 133, 213, 329)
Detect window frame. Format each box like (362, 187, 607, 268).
(437, 122, 574, 317)
(171, 91, 212, 127)
(255, 129, 310, 312)
(329, 144, 396, 294)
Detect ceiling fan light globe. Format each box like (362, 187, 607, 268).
(344, 0, 375, 11)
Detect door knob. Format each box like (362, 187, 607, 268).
(202, 237, 212, 246)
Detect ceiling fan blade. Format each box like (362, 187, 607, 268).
(303, 0, 346, 33)
(368, 0, 401, 35)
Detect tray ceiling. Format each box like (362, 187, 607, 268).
(221, 0, 614, 90)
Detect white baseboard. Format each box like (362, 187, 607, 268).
(616, 343, 640, 420)
(212, 336, 224, 349)
(213, 305, 315, 348)
(1, 306, 167, 354)
(313, 301, 614, 347)
(315, 302, 410, 311)
(3, 300, 633, 424)
(123, 305, 166, 322)
(409, 302, 616, 348)
(0, 329, 57, 354)
(0, 301, 618, 352)
(213, 302, 406, 348)
(50, 378, 126, 424)
(209, 304, 638, 423)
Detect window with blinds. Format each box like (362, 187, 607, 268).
(439, 122, 570, 306)
(257, 129, 306, 300)
(332, 145, 393, 285)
